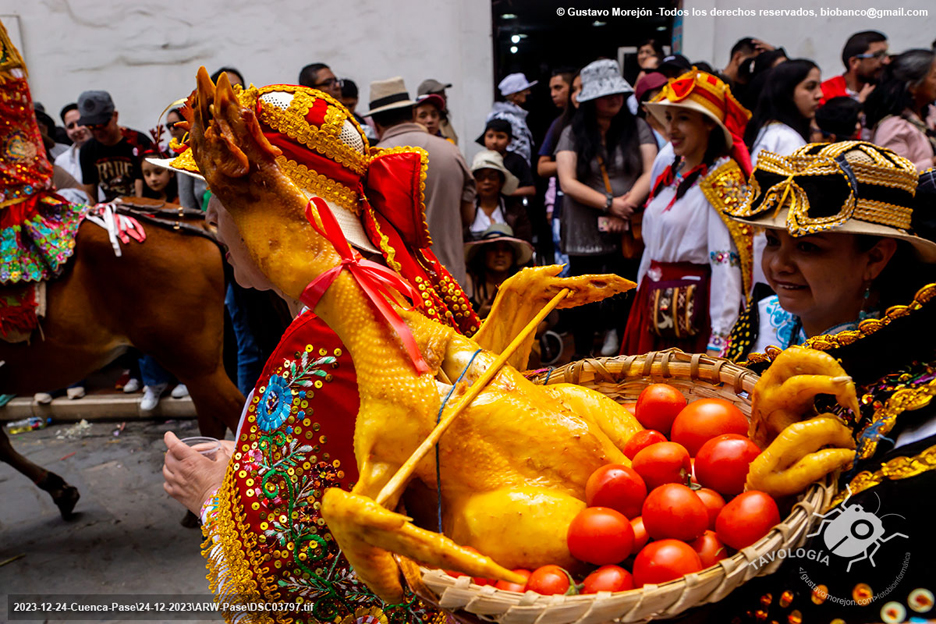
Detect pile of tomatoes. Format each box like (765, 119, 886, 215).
(479, 384, 781, 595)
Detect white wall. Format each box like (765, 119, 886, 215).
(681, 0, 935, 79)
(0, 0, 492, 158)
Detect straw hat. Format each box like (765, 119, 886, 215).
(729, 141, 936, 261)
(363, 76, 416, 116)
(464, 223, 533, 265)
(148, 82, 379, 253)
(644, 69, 750, 149)
(577, 59, 634, 103)
(470, 150, 519, 196)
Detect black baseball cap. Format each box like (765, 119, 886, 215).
(77, 90, 115, 126)
(657, 54, 692, 78)
(475, 118, 513, 146)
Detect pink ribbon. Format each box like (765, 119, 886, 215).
(300, 197, 429, 375)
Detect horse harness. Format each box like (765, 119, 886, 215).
(114, 199, 219, 244)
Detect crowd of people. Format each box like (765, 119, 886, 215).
(28, 30, 936, 402)
(11, 17, 936, 624)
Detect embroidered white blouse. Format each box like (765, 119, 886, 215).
(637, 154, 744, 351)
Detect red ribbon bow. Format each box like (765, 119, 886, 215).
(300, 197, 430, 375)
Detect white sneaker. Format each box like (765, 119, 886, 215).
(600, 329, 620, 356)
(170, 384, 189, 399)
(66, 386, 86, 400)
(140, 383, 168, 412)
(34, 392, 53, 404)
(123, 378, 141, 393)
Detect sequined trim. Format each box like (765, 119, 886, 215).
(277, 156, 360, 216)
(366, 209, 403, 273)
(854, 376, 936, 460)
(731, 142, 917, 236)
(709, 250, 740, 267)
(831, 440, 936, 507)
(367, 145, 431, 247)
(257, 87, 368, 176)
(699, 158, 753, 297)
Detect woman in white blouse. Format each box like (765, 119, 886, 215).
(621, 70, 754, 357)
(744, 59, 823, 288)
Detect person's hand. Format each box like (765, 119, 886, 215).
(605, 215, 627, 233)
(162, 431, 232, 515)
(610, 196, 634, 219)
(858, 83, 876, 103)
(752, 39, 775, 53)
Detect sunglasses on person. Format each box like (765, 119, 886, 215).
(854, 49, 888, 60)
(314, 77, 340, 89)
(65, 121, 84, 130)
(166, 121, 183, 130)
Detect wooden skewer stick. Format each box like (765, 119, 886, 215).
(375, 288, 571, 507)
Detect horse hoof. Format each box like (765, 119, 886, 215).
(52, 486, 80, 520)
(180, 510, 201, 529)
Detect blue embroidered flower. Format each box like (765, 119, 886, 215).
(257, 374, 293, 431)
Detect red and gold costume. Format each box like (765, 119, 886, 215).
(0, 21, 85, 285)
(167, 83, 479, 622)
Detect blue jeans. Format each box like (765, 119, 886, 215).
(139, 355, 173, 387)
(225, 283, 263, 395)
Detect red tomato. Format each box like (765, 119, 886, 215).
(623, 429, 668, 460)
(716, 491, 780, 550)
(695, 488, 726, 530)
(631, 516, 650, 552)
(689, 530, 728, 568)
(632, 539, 703, 586)
(641, 483, 708, 542)
(631, 442, 692, 490)
(474, 577, 495, 586)
(635, 384, 687, 434)
(567, 507, 635, 565)
(527, 565, 574, 595)
(585, 464, 647, 519)
(494, 569, 531, 592)
(670, 398, 749, 456)
(582, 565, 635, 593)
(694, 434, 762, 496)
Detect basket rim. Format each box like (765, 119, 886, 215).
(416, 350, 838, 614)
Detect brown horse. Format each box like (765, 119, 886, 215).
(0, 200, 244, 519)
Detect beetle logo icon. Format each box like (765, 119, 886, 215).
(808, 488, 908, 572)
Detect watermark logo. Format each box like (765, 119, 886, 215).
(808, 489, 907, 572)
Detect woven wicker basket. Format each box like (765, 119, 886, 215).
(408, 350, 837, 624)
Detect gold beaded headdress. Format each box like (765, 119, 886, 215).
(729, 141, 936, 261)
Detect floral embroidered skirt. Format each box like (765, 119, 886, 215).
(0, 192, 87, 284)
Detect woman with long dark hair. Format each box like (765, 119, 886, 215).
(745, 59, 823, 164)
(866, 49, 936, 171)
(745, 59, 822, 290)
(556, 59, 657, 357)
(621, 70, 753, 357)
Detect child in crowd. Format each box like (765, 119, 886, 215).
(464, 223, 533, 319)
(476, 119, 536, 197)
(413, 94, 448, 141)
(141, 157, 178, 203)
(815, 96, 862, 142)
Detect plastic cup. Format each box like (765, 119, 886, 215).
(180, 436, 221, 460)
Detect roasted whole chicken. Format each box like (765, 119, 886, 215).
(186, 69, 642, 602)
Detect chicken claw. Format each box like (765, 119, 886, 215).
(746, 416, 856, 497)
(750, 346, 860, 449)
(322, 489, 525, 603)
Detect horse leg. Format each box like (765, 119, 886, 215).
(180, 367, 244, 438)
(0, 426, 79, 520)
